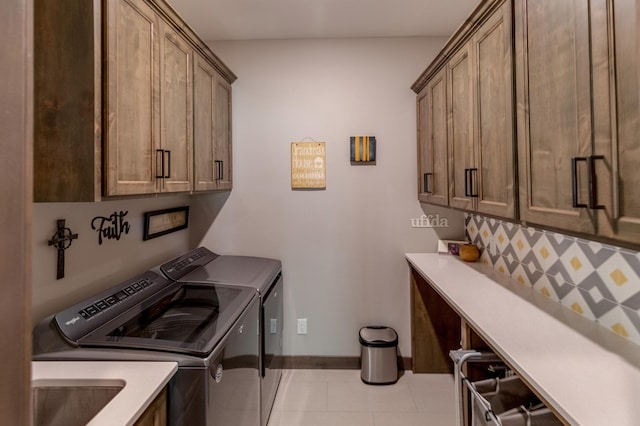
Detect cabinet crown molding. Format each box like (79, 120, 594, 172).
(411, 0, 506, 93)
(146, 0, 237, 83)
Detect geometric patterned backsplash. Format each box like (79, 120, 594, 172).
(465, 213, 640, 346)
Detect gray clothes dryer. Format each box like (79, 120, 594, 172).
(159, 247, 283, 426)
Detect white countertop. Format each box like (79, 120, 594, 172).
(406, 253, 640, 426)
(32, 361, 178, 426)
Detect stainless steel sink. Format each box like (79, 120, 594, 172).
(32, 380, 124, 426)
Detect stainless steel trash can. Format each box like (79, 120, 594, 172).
(359, 326, 398, 385)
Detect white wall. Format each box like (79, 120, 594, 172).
(32, 195, 191, 323)
(194, 37, 465, 358)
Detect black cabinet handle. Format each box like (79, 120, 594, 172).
(156, 149, 165, 179)
(164, 150, 171, 179)
(587, 155, 604, 210)
(215, 160, 223, 181)
(470, 168, 478, 197)
(571, 157, 588, 208)
(572, 155, 605, 209)
(423, 173, 433, 194)
(465, 168, 478, 198)
(464, 169, 470, 197)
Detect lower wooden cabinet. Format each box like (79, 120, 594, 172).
(410, 269, 460, 374)
(134, 388, 167, 426)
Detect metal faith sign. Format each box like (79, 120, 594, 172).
(47, 219, 78, 279)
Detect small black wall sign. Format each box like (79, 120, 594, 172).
(91, 210, 130, 245)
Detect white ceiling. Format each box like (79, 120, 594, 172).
(167, 0, 480, 41)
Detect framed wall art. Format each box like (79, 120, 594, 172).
(143, 206, 189, 240)
(350, 136, 376, 165)
(291, 141, 326, 189)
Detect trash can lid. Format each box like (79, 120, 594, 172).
(359, 326, 398, 347)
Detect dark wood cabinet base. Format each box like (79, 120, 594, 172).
(410, 268, 461, 373)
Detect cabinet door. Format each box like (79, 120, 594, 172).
(193, 53, 217, 191)
(214, 77, 233, 190)
(447, 43, 474, 210)
(420, 68, 449, 206)
(474, 0, 515, 218)
(515, 0, 595, 233)
(159, 20, 193, 193)
(600, 0, 640, 243)
(34, 0, 102, 202)
(417, 87, 430, 201)
(104, 0, 160, 196)
(133, 388, 166, 426)
(194, 55, 232, 191)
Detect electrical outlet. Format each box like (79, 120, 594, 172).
(297, 318, 307, 335)
(270, 318, 278, 334)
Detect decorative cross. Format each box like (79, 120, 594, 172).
(47, 219, 78, 280)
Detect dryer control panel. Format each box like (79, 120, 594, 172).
(160, 247, 219, 281)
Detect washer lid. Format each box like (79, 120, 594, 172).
(78, 282, 256, 357)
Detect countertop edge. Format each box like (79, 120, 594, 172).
(405, 252, 640, 426)
(32, 361, 178, 426)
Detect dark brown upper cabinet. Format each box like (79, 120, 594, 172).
(34, 0, 235, 202)
(516, 0, 640, 245)
(414, 0, 516, 219)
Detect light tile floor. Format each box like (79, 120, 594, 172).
(267, 369, 456, 426)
